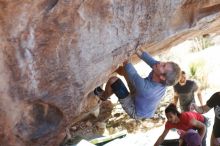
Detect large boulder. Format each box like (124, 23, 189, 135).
(0, 0, 220, 145)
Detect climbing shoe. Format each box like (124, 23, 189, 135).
(94, 86, 104, 97)
(94, 86, 108, 101)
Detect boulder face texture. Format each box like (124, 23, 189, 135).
(0, 0, 220, 145)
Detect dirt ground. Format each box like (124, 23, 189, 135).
(61, 95, 171, 146)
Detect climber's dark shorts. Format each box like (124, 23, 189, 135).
(111, 78, 141, 120)
(111, 78, 129, 99)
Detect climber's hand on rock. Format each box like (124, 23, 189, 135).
(136, 48, 144, 57)
(123, 58, 132, 65)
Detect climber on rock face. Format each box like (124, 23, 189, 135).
(94, 49, 181, 120)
